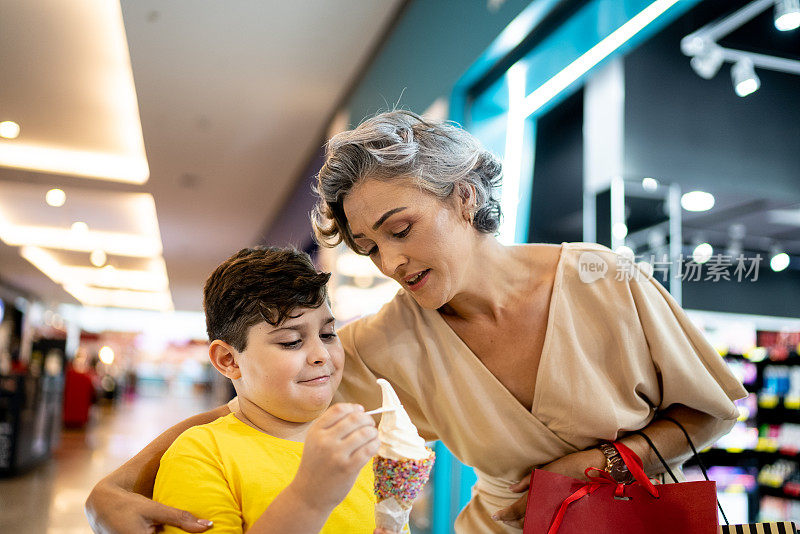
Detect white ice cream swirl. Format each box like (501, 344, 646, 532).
(376, 378, 429, 460)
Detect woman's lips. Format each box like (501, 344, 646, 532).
(404, 269, 430, 292)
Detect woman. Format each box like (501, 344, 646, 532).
(86, 111, 746, 533)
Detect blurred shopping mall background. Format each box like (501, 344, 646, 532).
(0, 0, 799, 532)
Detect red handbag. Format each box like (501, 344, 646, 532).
(522, 441, 719, 534)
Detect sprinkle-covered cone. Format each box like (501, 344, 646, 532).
(373, 449, 435, 531)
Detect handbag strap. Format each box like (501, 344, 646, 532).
(633, 430, 679, 483)
(634, 417, 729, 526)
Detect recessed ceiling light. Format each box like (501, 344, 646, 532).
(90, 249, 107, 267)
(0, 121, 20, 139)
(770, 252, 790, 272)
(45, 188, 66, 207)
(642, 177, 659, 191)
(71, 221, 89, 233)
(693, 243, 714, 264)
(681, 191, 715, 212)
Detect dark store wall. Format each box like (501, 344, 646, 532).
(623, 5, 800, 201)
(529, 88, 583, 244)
(623, 3, 800, 317)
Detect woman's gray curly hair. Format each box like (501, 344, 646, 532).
(311, 110, 503, 253)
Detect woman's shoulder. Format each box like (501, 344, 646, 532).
(338, 290, 428, 356)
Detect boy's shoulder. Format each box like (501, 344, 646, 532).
(164, 412, 303, 462)
(163, 413, 251, 461)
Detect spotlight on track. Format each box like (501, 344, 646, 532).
(690, 41, 725, 79)
(731, 58, 760, 97)
(775, 0, 800, 31)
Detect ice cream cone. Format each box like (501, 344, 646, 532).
(373, 450, 435, 531)
(372, 379, 436, 532)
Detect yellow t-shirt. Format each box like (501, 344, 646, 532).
(154, 413, 376, 533)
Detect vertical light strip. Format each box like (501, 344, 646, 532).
(499, 63, 528, 244)
(521, 0, 680, 118)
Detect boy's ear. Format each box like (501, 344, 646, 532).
(209, 340, 241, 380)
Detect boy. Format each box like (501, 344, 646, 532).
(153, 246, 384, 533)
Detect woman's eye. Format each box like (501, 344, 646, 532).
(366, 245, 378, 256)
(392, 225, 411, 238)
(320, 333, 337, 342)
(279, 340, 302, 348)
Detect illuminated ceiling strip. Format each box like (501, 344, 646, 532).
(0, 144, 149, 184)
(20, 245, 169, 291)
(0, 1, 148, 183)
(63, 284, 173, 311)
(0, 224, 162, 257)
(520, 0, 680, 118)
(22, 246, 172, 311)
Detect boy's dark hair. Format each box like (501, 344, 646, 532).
(203, 246, 331, 351)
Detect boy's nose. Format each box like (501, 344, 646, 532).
(307, 340, 331, 365)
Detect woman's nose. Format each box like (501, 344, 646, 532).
(378, 245, 407, 277)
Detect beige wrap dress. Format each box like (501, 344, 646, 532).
(334, 242, 747, 533)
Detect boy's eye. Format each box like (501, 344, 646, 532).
(279, 340, 302, 348)
(320, 333, 337, 342)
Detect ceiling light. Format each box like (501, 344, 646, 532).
(63, 283, 173, 311)
(689, 41, 725, 79)
(71, 221, 89, 233)
(612, 223, 629, 240)
(45, 188, 66, 207)
(731, 58, 760, 97)
(693, 242, 714, 264)
(21, 246, 170, 294)
(98, 346, 115, 365)
(770, 252, 790, 272)
(0, 1, 149, 183)
(90, 249, 107, 267)
(0, 121, 21, 139)
(642, 177, 659, 191)
(681, 191, 715, 212)
(775, 0, 800, 31)
(0, 224, 162, 257)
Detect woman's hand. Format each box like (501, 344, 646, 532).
(491, 448, 606, 528)
(85, 403, 231, 533)
(86, 476, 213, 534)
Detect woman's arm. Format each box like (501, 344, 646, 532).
(85, 404, 231, 534)
(492, 404, 736, 528)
